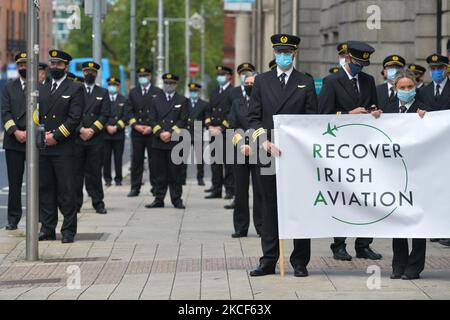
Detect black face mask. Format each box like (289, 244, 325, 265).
(84, 73, 96, 85)
(18, 69, 27, 79)
(244, 85, 253, 97)
(50, 67, 65, 80)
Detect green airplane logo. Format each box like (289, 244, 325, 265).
(323, 123, 338, 137)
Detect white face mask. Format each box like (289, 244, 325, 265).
(339, 57, 347, 67)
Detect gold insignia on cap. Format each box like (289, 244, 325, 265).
(88, 62, 94, 68)
(342, 44, 347, 49)
(393, 56, 399, 61)
(111, 77, 115, 81)
(280, 36, 288, 44)
(410, 65, 416, 71)
(218, 66, 222, 70)
(432, 55, 438, 62)
(363, 52, 370, 59)
(51, 51, 57, 57)
(167, 74, 172, 79)
(190, 84, 195, 89)
(21, 53, 26, 58)
(244, 63, 249, 68)
(140, 68, 145, 73)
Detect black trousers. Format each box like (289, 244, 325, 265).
(74, 143, 105, 209)
(392, 238, 426, 276)
(233, 163, 263, 235)
(103, 139, 125, 183)
(180, 143, 204, 183)
(39, 155, 77, 237)
(151, 148, 183, 204)
(5, 149, 25, 226)
(130, 134, 154, 192)
(331, 237, 373, 252)
(210, 134, 234, 195)
(258, 169, 310, 268)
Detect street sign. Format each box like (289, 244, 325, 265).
(84, 0, 107, 17)
(190, 12, 203, 30)
(189, 63, 199, 76)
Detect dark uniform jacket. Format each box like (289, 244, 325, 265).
(1, 79, 26, 152)
(150, 92, 189, 150)
(76, 85, 110, 146)
(205, 83, 234, 130)
(38, 78, 84, 156)
(318, 68, 378, 114)
(376, 82, 398, 110)
(383, 99, 431, 114)
(128, 85, 164, 137)
(417, 78, 450, 111)
(229, 85, 246, 104)
(248, 68, 318, 142)
(104, 94, 129, 141)
(186, 98, 208, 142)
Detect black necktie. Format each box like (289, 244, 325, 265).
(143, 88, 148, 96)
(51, 82, 58, 95)
(435, 84, 441, 98)
(351, 78, 359, 94)
(279, 73, 286, 88)
(389, 87, 395, 101)
(400, 105, 407, 113)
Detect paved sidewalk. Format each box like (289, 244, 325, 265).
(0, 174, 450, 300)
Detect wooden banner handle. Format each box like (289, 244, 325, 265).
(279, 239, 285, 277)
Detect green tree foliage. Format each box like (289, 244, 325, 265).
(64, 0, 224, 94)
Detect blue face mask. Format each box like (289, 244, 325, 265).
(431, 69, 446, 83)
(138, 77, 149, 86)
(396, 89, 416, 103)
(108, 85, 117, 95)
(189, 91, 199, 100)
(348, 62, 363, 75)
(387, 68, 399, 81)
(217, 75, 227, 85)
(275, 53, 294, 69)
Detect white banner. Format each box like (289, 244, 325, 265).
(274, 110, 450, 239)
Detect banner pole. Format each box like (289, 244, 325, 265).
(279, 239, 285, 277)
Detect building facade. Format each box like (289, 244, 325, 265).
(231, 0, 450, 82)
(0, 0, 53, 74)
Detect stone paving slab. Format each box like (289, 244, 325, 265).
(0, 174, 450, 300)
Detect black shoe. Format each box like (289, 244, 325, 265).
(127, 190, 139, 197)
(198, 179, 205, 186)
(332, 247, 352, 261)
(5, 224, 18, 231)
(438, 239, 450, 247)
(294, 265, 309, 277)
(61, 236, 74, 244)
(356, 247, 382, 260)
(204, 187, 214, 193)
(173, 202, 185, 209)
(224, 193, 233, 200)
(430, 239, 441, 242)
(95, 207, 107, 214)
(205, 193, 221, 199)
(224, 201, 235, 210)
(390, 270, 404, 279)
(145, 201, 164, 209)
(402, 274, 420, 280)
(115, 181, 122, 186)
(249, 264, 276, 277)
(105, 181, 112, 187)
(39, 232, 56, 241)
(231, 231, 247, 238)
